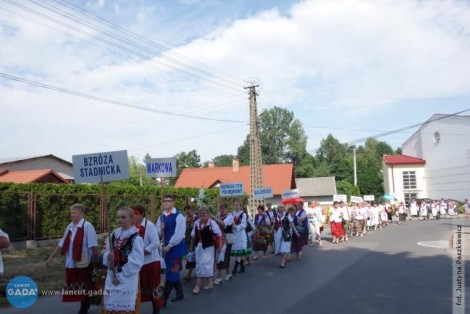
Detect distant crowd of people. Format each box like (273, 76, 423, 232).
(2, 194, 468, 314)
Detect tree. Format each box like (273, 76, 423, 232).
(315, 134, 353, 181)
(213, 154, 236, 167)
(120, 155, 155, 187)
(236, 106, 310, 173)
(170, 150, 201, 185)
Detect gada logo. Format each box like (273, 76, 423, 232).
(6, 276, 38, 309)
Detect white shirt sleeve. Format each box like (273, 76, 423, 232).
(144, 220, 160, 253)
(85, 222, 98, 250)
(224, 214, 234, 227)
(210, 220, 222, 236)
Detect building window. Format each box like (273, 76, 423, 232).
(403, 171, 417, 189)
(404, 193, 417, 206)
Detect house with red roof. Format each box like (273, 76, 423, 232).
(0, 169, 69, 184)
(0, 155, 73, 182)
(175, 160, 296, 205)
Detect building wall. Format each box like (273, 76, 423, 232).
(418, 116, 470, 171)
(425, 165, 470, 201)
(403, 115, 470, 201)
(383, 164, 426, 201)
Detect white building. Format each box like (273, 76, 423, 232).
(382, 154, 426, 203)
(396, 114, 470, 201)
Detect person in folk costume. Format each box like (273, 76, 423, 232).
(329, 201, 345, 244)
(156, 193, 187, 307)
(380, 203, 388, 227)
(288, 205, 304, 261)
(211, 202, 235, 284)
(353, 203, 365, 237)
(409, 199, 418, 218)
(182, 205, 198, 281)
(431, 200, 439, 219)
(130, 204, 162, 314)
(46, 203, 98, 314)
(279, 207, 297, 268)
(264, 202, 277, 254)
(243, 208, 255, 266)
(307, 200, 324, 246)
(419, 200, 428, 220)
(273, 204, 286, 255)
(230, 200, 249, 274)
(464, 198, 470, 218)
(0, 228, 10, 277)
(339, 201, 350, 241)
(292, 201, 308, 259)
(190, 206, 223, 294)
(102, 207, 144, 314)
(252, 205, 269, 260)
(397, 201, 407, 224)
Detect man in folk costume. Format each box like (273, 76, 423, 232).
(46, 204, 98, 314)
(131, 204, 162, 314)
(156, 193, 187, 308)
(103, 207, 144, 313)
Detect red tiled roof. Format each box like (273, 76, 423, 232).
(175, 164, 295, 195)
(383, 154, 426, 165)
(0, 169, 68, 183)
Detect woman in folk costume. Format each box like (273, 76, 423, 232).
(292, 201, 308, 258)
(131, 204, 162, 314)
(278, 205, 295, 268)
(190, 206, 223, 294)
(397, 201, 407, 224)
(288, 205, 304, 261)
(183, 205, 198, 281)
(409, 199, 419, 217)
(273, 204, 286, 255)
(212, 202, 235, 284)
(252, 205, 269, 260)
(156, 193, 187, 307)
(230, 200, 249, 274)
(419, 201, 428, 220)
(329, 201, 345, 244)
(243, 208, 255, 266)
(46, 203, 98, 314)
(102, 207, 144, 314)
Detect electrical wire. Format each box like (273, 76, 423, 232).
(0, 72, 247, 123)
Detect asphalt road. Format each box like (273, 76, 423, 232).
(3, 217, 469, 314)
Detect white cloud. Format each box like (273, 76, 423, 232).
(1, 0, 470, 163)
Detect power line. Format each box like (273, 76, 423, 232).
(2, 0, 245, 92)
(347, 109, 470, 145)
(0, 72, 247, 123)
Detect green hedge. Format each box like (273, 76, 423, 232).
(0, 182, 246, 240)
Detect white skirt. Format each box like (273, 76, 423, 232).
(195, 243, 215, 278)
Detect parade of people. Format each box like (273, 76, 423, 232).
(2, 192, 468, 314)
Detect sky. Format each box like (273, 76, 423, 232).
(1, 0, 470, 164)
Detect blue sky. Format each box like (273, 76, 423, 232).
(1, 0, 470, 163)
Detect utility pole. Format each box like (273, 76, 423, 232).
(245, 84, 263, 215)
